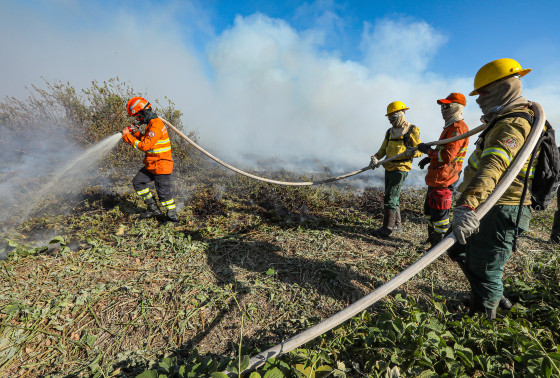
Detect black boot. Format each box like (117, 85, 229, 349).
(467, 292, 498, 319)
(373, 207, 397, 237)
(551, 211, 560, 243)
(166, 209, 179, 222)
(428, 229, 445, 248)
(139, 198, 162, 219)
(465, 295, 511, 310)
(499, 295, 512, 310)
(485, 307, 497, 319)
(468, 292, 484, 316)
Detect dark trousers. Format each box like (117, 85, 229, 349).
(449, 205, 532, 310)
(132, 168, 173, 203)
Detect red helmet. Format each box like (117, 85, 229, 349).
(126, 96, 151, 117)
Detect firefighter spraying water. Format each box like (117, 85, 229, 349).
(121, 97, 179, 222)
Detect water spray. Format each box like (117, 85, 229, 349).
(18, 133, 122, 222)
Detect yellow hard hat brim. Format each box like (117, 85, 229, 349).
(385, 107, 409, 116)
(470, 68, 532, 96)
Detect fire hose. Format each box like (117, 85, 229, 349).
(161, 118, 486, 186)
(217, 102, 544, 375)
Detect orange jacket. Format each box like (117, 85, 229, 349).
(425, 120, 469, 187)
(123, 118, 173, 174)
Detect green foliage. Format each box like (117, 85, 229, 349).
(126, 271, 560, 376)
(0, 77, 197, 177)
(0, 124, 559, 377)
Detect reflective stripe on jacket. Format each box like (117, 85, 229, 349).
(457, 108, 536, 209)
(374, 125, 422, 172)
(123, 118, 174, 174)
(425, 120, 469, 187)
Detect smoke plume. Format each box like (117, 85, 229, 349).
(2, 1, 560, 189)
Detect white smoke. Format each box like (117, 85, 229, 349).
(1, 0, 558, 187)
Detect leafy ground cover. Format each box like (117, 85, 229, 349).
(1, 170, 559, 377)
(1, 79, 559, 377)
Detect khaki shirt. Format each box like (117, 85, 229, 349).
(374, 125, 423, 172)
(457, 108, 536, 209)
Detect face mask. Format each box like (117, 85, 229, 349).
(441, 103, 464, 125)
(476, 75, 523, 115)
(388, 111, 405, 127)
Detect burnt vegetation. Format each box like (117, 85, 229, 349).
(0, 80, 559, 377)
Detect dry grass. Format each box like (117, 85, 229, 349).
(0, 173, 558, 377)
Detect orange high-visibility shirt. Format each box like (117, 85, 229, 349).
(425, 120, 469, 187)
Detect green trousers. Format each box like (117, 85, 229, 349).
(465, 205, 532, 310)
(384, 170, 408, 210)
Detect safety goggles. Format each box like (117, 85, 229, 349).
(387, 111, 403, 121)
(440, 103, 454, 109)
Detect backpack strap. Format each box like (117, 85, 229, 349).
(478, 112, 534, 150)
(388, 125, 416, 162)
(387, 125, 415, 145)
(403, 125, 416, 148)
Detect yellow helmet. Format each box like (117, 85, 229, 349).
(386, 101, 409, 116)
(470, 58, 531, 96)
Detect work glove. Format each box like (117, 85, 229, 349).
(403, 147, 415, 158)
(417, 143, 432, 154)
(369, 156, 379, 169)
(452, 205, 480, 245)
(418, 156, 430, 169)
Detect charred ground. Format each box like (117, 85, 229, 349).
(1, 169, 559, 377)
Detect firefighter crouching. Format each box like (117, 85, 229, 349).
(451, 58, 537, 318)
(121, 96, 179, 222)
(370, 101, 423, 237)
(417, 93, 469, 247)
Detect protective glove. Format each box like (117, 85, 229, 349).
(417, 143, 432, 154)
(452, 205, 480, 245)
(418, 156, 430, 169)
(403, 147, 415, 157)
(369, 156, 379, 169)
(121, 126, 132, 135)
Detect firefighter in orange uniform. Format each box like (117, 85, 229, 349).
(417, 93, 469, 247)
(121, 96, 178, 222)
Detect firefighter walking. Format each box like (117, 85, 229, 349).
(451, 58, 537, 318)
(417, 93, 469, 247)
(370, 101, 423, 237)
(121, 96, 179, 222)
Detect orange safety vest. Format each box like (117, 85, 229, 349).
(123, 118, 173, 174)
(425, 120, 469, 188)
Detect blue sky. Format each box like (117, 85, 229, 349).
(3, 0, 560, 175)
(177, 0, 560, 79)
(210, 0, 559, 74)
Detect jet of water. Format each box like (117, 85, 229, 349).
(18, 133, 123, 222)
